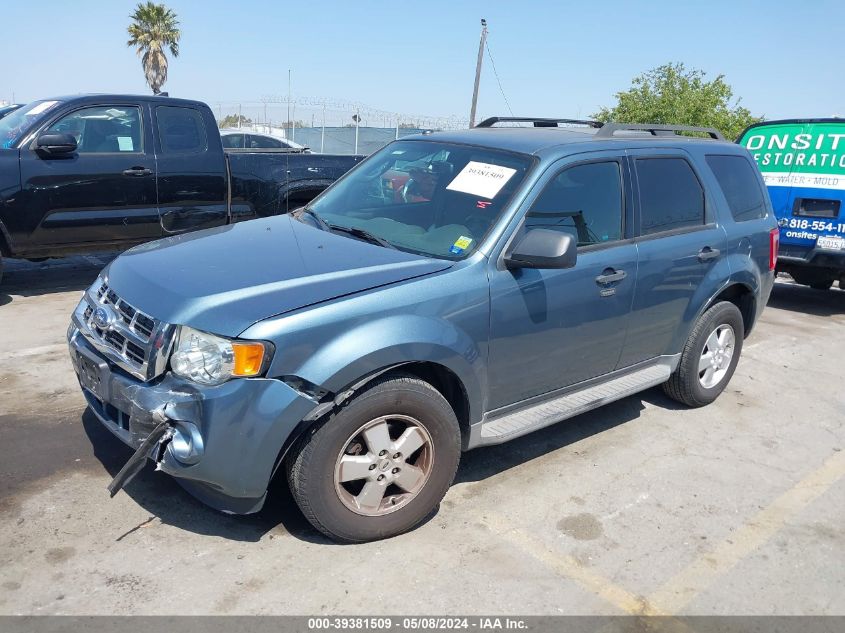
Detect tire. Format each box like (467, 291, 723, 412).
(287, 373, 461, 543)
(809, 281, 833, 291)
(791, 270, 834, 290)
(663, 301, 744, 408)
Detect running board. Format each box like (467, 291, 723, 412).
(472, 362, 672, 447)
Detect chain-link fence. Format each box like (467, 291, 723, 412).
(212, 96, 478, 155)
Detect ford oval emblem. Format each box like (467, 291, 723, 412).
(92, 306, 116, 330)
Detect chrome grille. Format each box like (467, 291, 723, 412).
(74, 279, 175, 381)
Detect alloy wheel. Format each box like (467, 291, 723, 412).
(333, 414, 434, 516)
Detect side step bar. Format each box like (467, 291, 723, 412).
(473, 362, 672, 447)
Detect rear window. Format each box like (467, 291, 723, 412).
(636, 157, 705, 235)
(248, 134, 284, 149)
(156, 106, 207, 153)
(706, 155, 768, 222)
(221, 133, 244, 148)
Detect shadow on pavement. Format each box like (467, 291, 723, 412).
(0, 254, 118, 305)
(79, 408, 336, 545)
(456, 391, 650, 485)
(767, 281, 845, 317)
(80, 388, 659, 545)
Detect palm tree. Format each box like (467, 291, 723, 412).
(126, 2, 181, 94)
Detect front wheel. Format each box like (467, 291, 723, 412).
(287, 374, 461, 543)
(663, 301, 744, 408)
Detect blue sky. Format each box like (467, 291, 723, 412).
(1, 0, 843, 125)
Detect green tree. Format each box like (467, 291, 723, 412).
(218, 114, 252, 128)
(127, 2, 181, 95)
(593, 63, 762, 141)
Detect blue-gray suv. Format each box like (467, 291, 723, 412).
(68, 117, 778, 542)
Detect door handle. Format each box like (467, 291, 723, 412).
(697, 246, 721, 262)
(122, 167, 152, 177)
(596, 268, 627, 285)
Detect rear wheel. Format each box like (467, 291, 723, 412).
(287, 374, 461, 543)
(663, 301, 744, 408)
(791, 269, 834, 290)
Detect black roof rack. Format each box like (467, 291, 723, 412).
(595, 123, 725, 140)
(475, 117, 603, 129)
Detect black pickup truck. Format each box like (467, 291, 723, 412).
(0, 94, 361, 277)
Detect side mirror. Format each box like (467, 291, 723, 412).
(35, 133, 77, 155)
(505, 229, 577, 269)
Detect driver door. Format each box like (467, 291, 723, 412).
(486, 152, 638, 410)
(19, 103, 161, 248)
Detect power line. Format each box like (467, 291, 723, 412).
(485, 36, 514, 117)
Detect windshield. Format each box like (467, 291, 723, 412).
(0, 100, 63, 149)
(308, 139, 533, 259)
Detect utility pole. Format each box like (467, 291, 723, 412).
(353, 112, 360, 155)
(321, 103, 326, 153)
(287, 69, 291, 140)
(469, 18, 487, 128)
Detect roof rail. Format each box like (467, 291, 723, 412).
(475, 117, 603, 129)
(595, 123, 725, 140)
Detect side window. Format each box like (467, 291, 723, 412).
(221, 133, 244, 148)
(526, 161, 623, 246)
(156, 106, 207, 153)
(45, 106, 142, 154)
(636, 158, 704, 235)
(248, 134, 283, 149)
(706, 155, 768, 221)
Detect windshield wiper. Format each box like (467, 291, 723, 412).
(291, 206, 330, 231)
(328, 224, 397, 250)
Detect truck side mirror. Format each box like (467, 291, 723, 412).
(505, 229, 577, 269)
(35, 133, 78, 155)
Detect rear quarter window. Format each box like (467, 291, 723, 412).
(706, 155, 768, 222)
(156, 106, 208, 154)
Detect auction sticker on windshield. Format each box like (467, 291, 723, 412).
(26, 101, 60, 116)
(447, 161, 517, 199)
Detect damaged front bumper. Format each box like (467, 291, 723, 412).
(68, 326, 317, 514)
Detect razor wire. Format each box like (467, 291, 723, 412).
(213, 95, 472, 130)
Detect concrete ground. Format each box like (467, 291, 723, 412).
(0, 255, 843, 616)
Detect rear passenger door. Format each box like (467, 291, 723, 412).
(154, 105, 228, 234)
(618, 149, 728, 368)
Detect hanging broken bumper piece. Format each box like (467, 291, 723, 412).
(107, 418, 174, 498)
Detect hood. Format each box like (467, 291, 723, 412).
(105, 215, 453, 336)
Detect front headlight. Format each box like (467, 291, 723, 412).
(170, 326, 272, 386)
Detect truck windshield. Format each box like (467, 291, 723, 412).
(308, 139, 533, 259)
(0, 100, 63, 149)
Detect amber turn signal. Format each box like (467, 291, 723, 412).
(231, 342, 267, 377)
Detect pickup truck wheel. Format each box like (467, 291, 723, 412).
(287, 374, 461, 543)
(791, 270, 834, 290)
(662, 301, 744, 408)
(809, 280, 833, 290)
